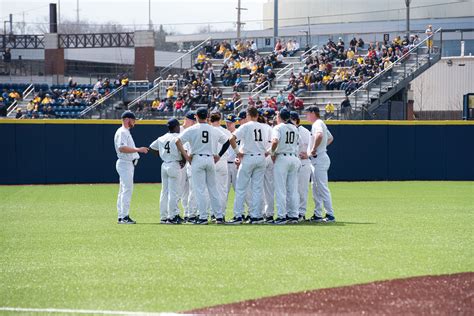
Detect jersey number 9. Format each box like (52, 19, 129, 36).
(202, 131, 209, 143)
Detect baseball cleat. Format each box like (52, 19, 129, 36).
(192, 218, 208, 225)
(186, 216, 197, 224)
(226, 216, 243, 225)
(249, 217, 264, 224)
(273, 217, 287, 225)
(287, 217, 299, 224)
(325, 215, 336, 223)
(298, 215, 306, 222)
(264, 216, 274, 224)
(120, 216, 136, 224)
(215, 217, 225, 224)
(309, 215, 326, 223)
(160, 219, 169, 224)
(210, 215, 216, 222)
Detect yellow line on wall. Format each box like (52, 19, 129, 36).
(0, 119, 473, 126)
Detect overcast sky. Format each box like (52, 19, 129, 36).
(0, 0, 267, 34)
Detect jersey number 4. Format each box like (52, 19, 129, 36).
(285, 131, 295, 144)
(202, 131, 209, 143)
(253, 129, 263, 141)
(164, 141, 171, 153)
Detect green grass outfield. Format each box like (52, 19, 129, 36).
(1, 181, 473, 313)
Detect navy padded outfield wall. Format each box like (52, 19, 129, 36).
(0, 121, 473, 184)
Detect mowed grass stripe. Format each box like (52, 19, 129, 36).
(0, 182, 473, 312)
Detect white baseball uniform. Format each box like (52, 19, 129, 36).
(297, 125, 311, 217)
(213, 126, 231, 216)
(114, 126, 139, 220)
(308, 119, 335, 218)
(178, 126, 197, 218)
(261, 123, 275, 218)
(150, 132, 182, 221)
(233, 121, 268, 219)
(179, 123, 229, 220)
(272, 122, 300, 219)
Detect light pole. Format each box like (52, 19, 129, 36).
(148, 0, 153, 31)
(299, 30, 309, 47)
(405, 0, 412, 40)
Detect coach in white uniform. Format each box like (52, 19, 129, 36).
(176, 107, 233, 224)
(270, 109, 300, 224)
(114, 111, 149, 224)
(306, 106, 335, 222)
(228, 107, 268, 224)
(290, 111, 311, 221)
(149, 118, 183, 224)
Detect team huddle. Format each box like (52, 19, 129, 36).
(114, 106, 335, 225)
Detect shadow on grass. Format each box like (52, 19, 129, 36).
(136, 221, 375, 227)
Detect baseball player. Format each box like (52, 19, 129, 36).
(209, 112, 233, 219)
(261, 108, 276, 223)
(306, 106, 335, 223)
(149, 118, 184, 224)
(179, 111, 197, 222)
(235, 110, 253, 220)
(227, 107, 268, 224)
(290, 111, 311, 221)
(114, 111, 149, 224)
(176, 107, 234, 224)
(270, 109, 300, 224)
(224, 113, 238, 200)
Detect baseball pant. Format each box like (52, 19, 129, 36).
(233, 155, 266, 218)
(160, 161, 181, 220)
(215, 160, 229, 216)
(297, 160, 312, 216)
(227, 161, 237, 195)
(262, 156, 275, 218)
(116, 159, 134, 219)
(274, 155, 300, 219)
(182, 164, 197, 218)
(191, 155, 222, 220)
(311, 153, 335, 218)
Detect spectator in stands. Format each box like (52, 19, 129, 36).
(233, 73, 244, 92)
(194, 51, 207, 70)
(341, 96, 351, 119)
(425, 25, 434, 53)
(15, 108, 23, 119)
(0, 97, 6, 117)
(93, 79, 103, 91)
(325, 102, 335, 119)
(267, 69, 276, 88)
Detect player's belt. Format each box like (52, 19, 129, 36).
(309, 154, 318, 159)
(278, 153, 296, 157)
(197, 154, 212, 157)
(244, 153, 263, 156)
(227, 161, 234, 164)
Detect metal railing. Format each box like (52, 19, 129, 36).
(234, 45, 319, 112)
(79, 85, 125, 117)
(6, 83, 34, 117)
(127, 77, 162, 110)
(349, 28, 443, 117)
(159, 37, 211, 79)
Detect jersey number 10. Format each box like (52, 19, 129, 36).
(285, 131, 295, 144)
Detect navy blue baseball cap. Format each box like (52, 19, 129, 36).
(263, 108, 275, 118)
(225, 113, 237, 123)
(185, 110, 196, 121)
(290, 111, 299, 120)
(257, 108, 264, 116)
(196, 107, 208, 119)
(306, 106, 320, 114)
(237, 110, 247, 120)
(279, 108, 291, 121)
(167, 118, 179, 129)
(121, 111, 136, 120)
